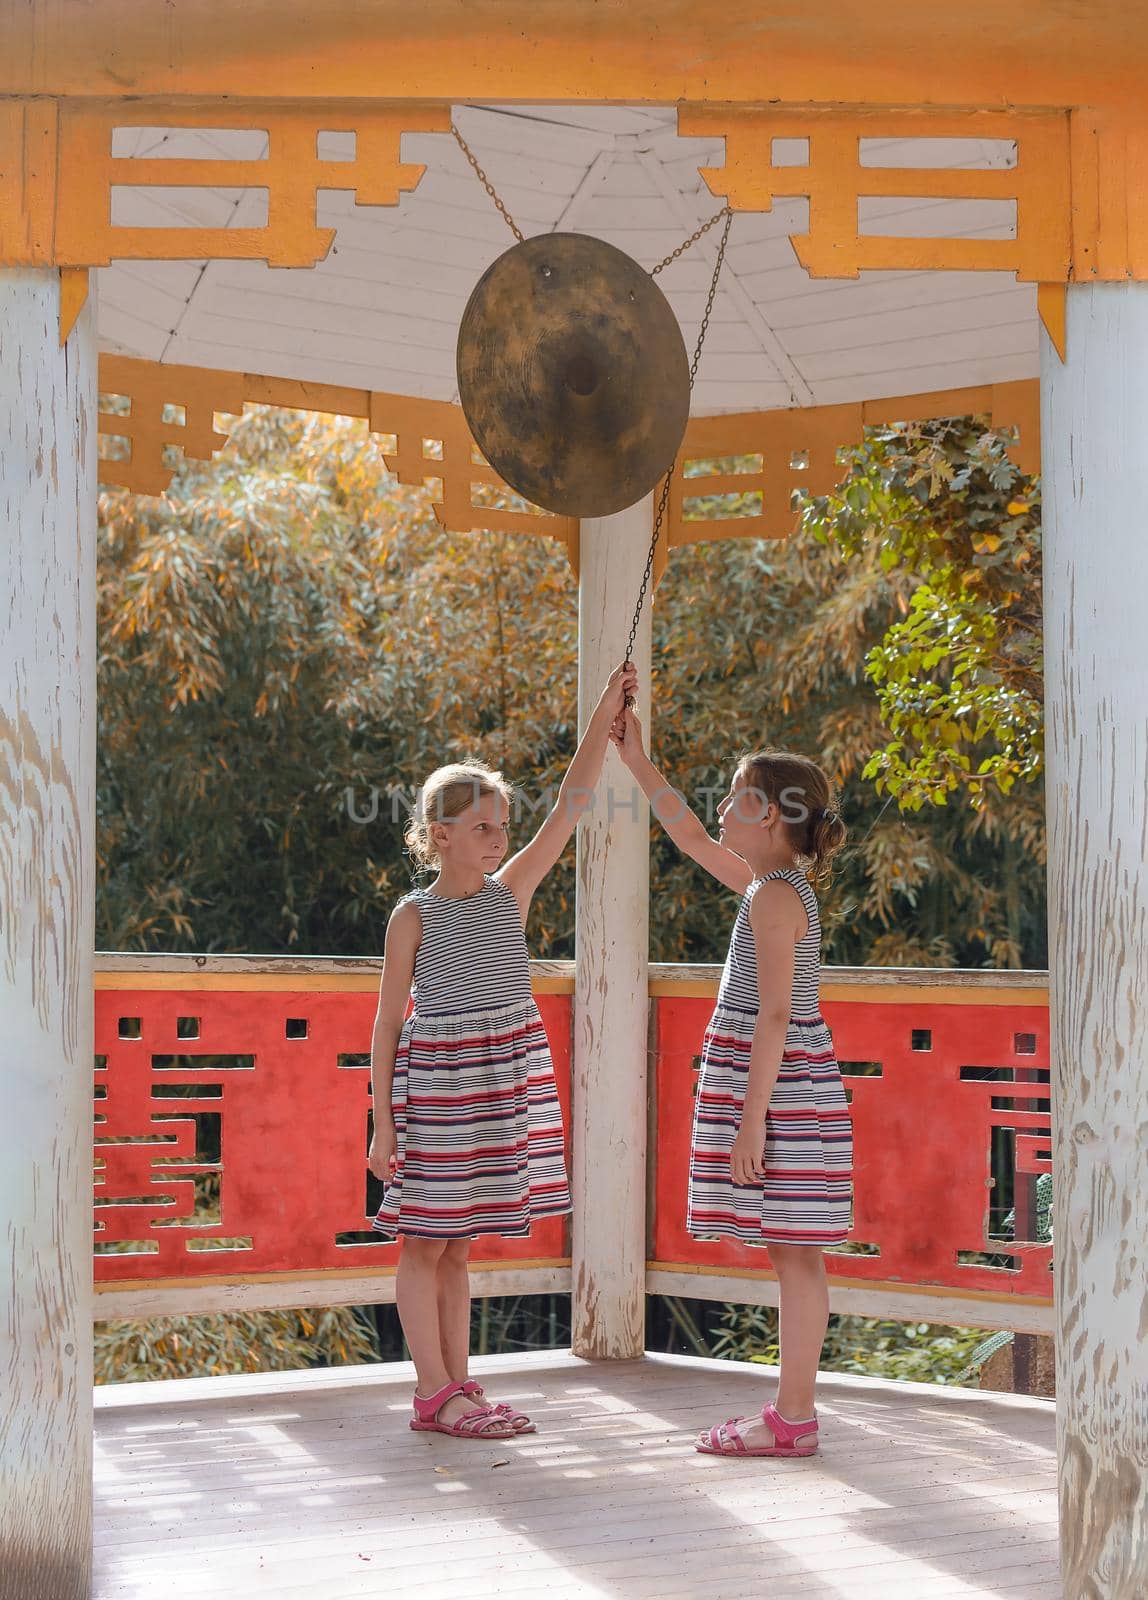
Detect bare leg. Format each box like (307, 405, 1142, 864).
(397, 1235, 478, 1428)
(771, 1243, 829, 1425)
(437, 1239, 533, 1428)
(698, 1243, 827, 1450)
(437, 1238, 473, 1385)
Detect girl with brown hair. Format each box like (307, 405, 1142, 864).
(613, 708, 852, 1458)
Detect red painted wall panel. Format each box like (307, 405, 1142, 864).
(651, 994, 1052, 1302)
(94, 988, 572, 1281)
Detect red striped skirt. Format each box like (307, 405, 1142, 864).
(372, 997, 571, 1240)
(687, 1002, 853, 1247)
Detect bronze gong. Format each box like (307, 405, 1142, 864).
(456, 232, 691, 519)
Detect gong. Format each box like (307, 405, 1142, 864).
(456, 232, 691, 520)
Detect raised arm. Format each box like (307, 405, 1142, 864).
(366, 900, 420, 1182)
(497, 660, 637, 916)
(611, 705, 754, 895)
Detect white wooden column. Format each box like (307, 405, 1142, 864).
(1, 270, 97, 1599)
(571, 496, 653, 1359)
(1041, 284, 1148, 1595)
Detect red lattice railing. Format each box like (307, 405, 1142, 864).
(93, 960, 1052, 1328)
(651, 976, 1053, 1316)
(94, 971, 571, 1296)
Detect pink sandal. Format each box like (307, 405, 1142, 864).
(461, 1378, 536, 1434)
(410, 1380, 517, 1438)
(696, 1403, 818, 1458)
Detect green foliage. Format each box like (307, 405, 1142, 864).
(97, 407, 578, 955)
(470, 1293, 570, 1355)
(710, 1303, 992, 1386)
(94, 1305, 379, 1383)
(96, 408, 1047, 973)
(959, 1328, 1016, 1381)
(804, 419, 1043, 811)
(650, 482, 1046, 968)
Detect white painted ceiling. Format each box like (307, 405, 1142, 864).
(98, 103, 1037, 416)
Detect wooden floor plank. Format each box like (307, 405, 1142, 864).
(91, 1526, 1060, 1591)
(90, 1472, 1057, 1559)
(92, 1500, 1058, 1582)
(94, 1352, 1062, 1600)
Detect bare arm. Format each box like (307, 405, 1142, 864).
(367, 900, 420, 1180)
(729, 881, 804, 1184)
(611, 706, 754, 895)
(498, 660, 637, 918)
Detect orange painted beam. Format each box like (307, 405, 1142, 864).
(3, 1, 1148, 113)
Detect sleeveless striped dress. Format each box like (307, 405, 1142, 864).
(687, 867, 853, 1246)
(372, 874, 571, 1239)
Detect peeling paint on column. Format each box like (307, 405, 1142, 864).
(571, 500, 653, 1362)
(0, 711, 87, 1057)
(0, 269, 96, 1600)
(1041, 284, 1148, 1599)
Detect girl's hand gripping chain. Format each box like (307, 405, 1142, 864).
(609, 701, 645, 768)
(604, 659, 639, 722)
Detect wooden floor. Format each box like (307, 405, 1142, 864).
(93, 1350, 1061, 1599)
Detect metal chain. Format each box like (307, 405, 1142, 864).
(623, 207, 733, 700)
(449, 125, 734, 703)
(649, 204, 733, 276)
(452, 121, 731, 280)
(451, 125, 525, 244)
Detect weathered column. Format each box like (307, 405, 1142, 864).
(1, 270, 97, 1600)
(571, 496, 653, 1359)
(1040, 284, 1148, 1596)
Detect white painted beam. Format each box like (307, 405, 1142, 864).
(1040, 283, 1148, 1596)
(0, 269, 97, 1600)
(571, 496, 653, 1358)
(95, 1264, 572, 1322)
(646, 1270, 1055, 1336)
(550, 147, 617, 235)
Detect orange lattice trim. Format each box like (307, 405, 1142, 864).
(5, 96, 1148, 283)
(97, 356, 1039, 566)
(679, 106, 1072, 283)
(0, 99, 448, 269)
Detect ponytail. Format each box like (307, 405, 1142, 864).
(737, 751, 847, 888)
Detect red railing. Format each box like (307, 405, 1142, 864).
(94, 965, 571, 1300)
(650, 973, 1052, 1321)
(93, 960, 1052, 1328)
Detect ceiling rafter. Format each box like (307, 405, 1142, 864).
(632, 141, 816, 408)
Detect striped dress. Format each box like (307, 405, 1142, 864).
(372, 874, 571, 1239)
(687, 867, 853, 1247)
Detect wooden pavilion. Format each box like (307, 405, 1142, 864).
(1, 3, 1145, 1596)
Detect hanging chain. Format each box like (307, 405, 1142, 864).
(622, 206, 732, 701)
(451, 125, 734, 705)
(451, 125, 525, 244)
(452, 121, 731, 275)
(649, 204, 733, 276)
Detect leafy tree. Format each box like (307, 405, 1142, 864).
(97, 408, 1046, 970)
(804, 419, 1043, 810)
(98, 407, 579, 955)
(650, 448, 1046, 967)
(94, 1305, 378, 1383)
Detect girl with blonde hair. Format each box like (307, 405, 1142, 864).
(368, 661, 636, 1439)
